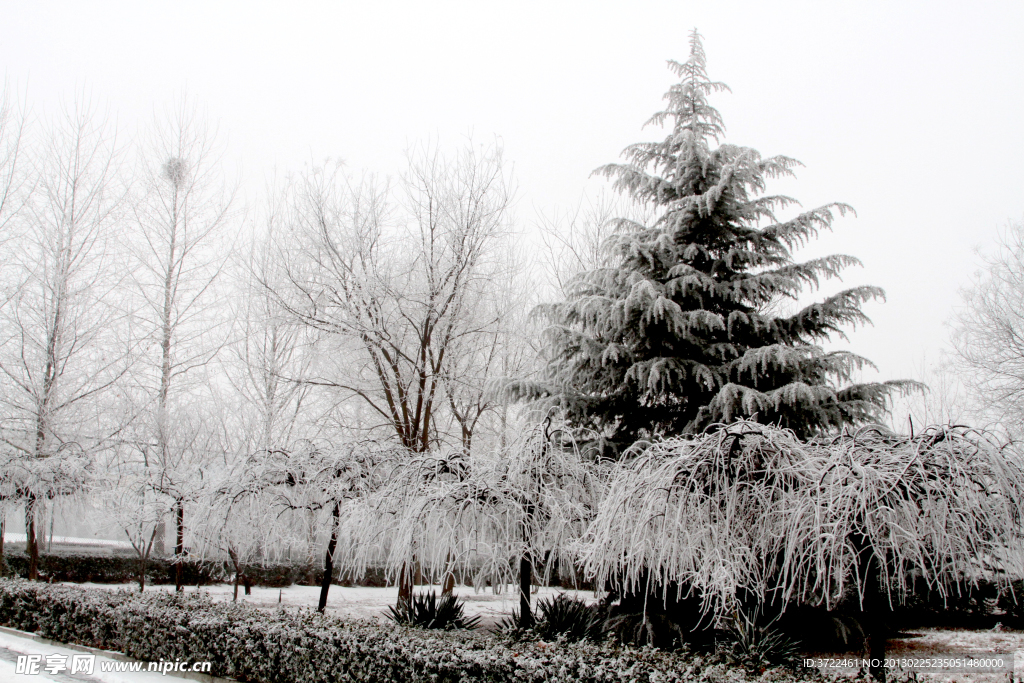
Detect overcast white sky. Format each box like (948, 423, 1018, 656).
(2, 0, 1022, 386)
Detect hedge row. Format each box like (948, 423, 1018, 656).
(0, 550, 390, 588)
(0, 579, 817, 683)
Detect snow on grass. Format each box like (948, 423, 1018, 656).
(3, 533, 132, 549)
(64, 582, 600, 627)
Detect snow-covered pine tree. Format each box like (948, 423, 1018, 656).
(528, 31, 914, 452)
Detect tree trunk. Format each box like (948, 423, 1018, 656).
(442, 552, 455, 596)
(154, 519, 165, 556)
(0, 510, 5, 577)
(25, 497, 38, 581)
(137, 526, 159, 593)
(47, 503, 54, 553)
(518, 554, 533, 629)
(855, 533, 888, 683)
(863, 571, 888, 683)
(317, 501, 340, 613)
(518, 498, 535, 629)
(174, 498, 184, 592)
(229, 547, 240, 602)
(397, 561, 413, 610)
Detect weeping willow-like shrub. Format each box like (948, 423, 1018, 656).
(0, 446, 92, 510)
(337, 419, 604, 592)
(580, 421, 1024, 620)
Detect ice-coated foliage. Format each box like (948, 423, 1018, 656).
(0, 447, 90, 503)
(0, 579, 821, 683)
(521, 31, 915, 451)
(581, 421, 1024, 619)
(338, 419, 603, 590)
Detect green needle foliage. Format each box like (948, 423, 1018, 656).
(523, 31, 916, 452)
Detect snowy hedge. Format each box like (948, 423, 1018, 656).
(0, 579, 820, 682)
(1, 550, 390, 587)
(2, 550, 225, 585)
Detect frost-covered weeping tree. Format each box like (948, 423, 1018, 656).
(254, 440, 393, 612)
(582, 422, 1024, 680)
(0, 447, 90, 577)
(342, 418, 600, 628)
(190, 461, 285, 601)
(100, 457, 172, 592)
(525, 31, 913, 452)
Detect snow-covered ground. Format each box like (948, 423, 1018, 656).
(69, 581, 600, 628)
(3, 534, 132, 549)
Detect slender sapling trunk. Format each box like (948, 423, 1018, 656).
(229, 547, 240, 601)
(174, 498, 184, 592)
(0, 510, 5, 577)
(518, 500, 535, 629)
(317, 500, 341, 613)
(24, 497, 37, 580)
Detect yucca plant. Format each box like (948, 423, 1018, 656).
(727, 606, 800, 666)
(497, 594, 605, 642)
(386, 590, 480, 630)
(495, 608, 531, 639)
(533, 594, 604, 642)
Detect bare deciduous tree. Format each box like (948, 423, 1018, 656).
(280, 144, 513, 452)
(0, 98, 128, 579)
(275, 143, 515, 606)
(953, 220, 1024, 437)
(126, 96, 235, 590)
(229, 180, 320, 460)
(0, 83, 28, 235)
(440, 239, 533, 455)
(536, 193, 625, 295)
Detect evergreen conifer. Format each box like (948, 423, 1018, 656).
(524, 31, 914, 452)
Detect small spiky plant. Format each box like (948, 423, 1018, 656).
(727, 606, 800, 666)
(386, 590, 480, 630)
(533, 594, 605, 642)
(497, 594, 605, 642)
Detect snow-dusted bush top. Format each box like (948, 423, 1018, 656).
(0, 579, 821, 682)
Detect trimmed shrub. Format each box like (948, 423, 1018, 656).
(0, 548, 389, 588)
(2, 549, 226, 586)
(0, 579, 822, 683)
